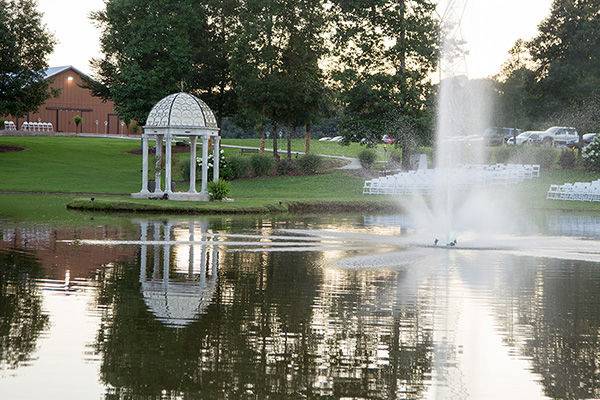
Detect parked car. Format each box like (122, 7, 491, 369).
(330, 136, 344, 143)
(483, 127, 522, 146)
(360, 138, 376, 146)
(318, 137, 332, 142)
(507, 131, 544, 145)
(540, 126, 579, 146)
(527, 133, 543, 145)
(382, 134, 396, 145)
(584, 133, 597, 144)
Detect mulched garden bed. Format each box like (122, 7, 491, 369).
(0, 145, 25, 153)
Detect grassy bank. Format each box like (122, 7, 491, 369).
(0, 135, 599, 219)
(519, 169, 600, 211)
(222, 138, 375, 158)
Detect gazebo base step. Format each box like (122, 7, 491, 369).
(131, 192, 209, 202)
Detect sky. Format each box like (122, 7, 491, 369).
(39, 0, 552, 79)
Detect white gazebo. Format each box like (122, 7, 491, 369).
(132, 92, 221, 201)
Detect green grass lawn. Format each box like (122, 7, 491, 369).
(519, 169, 600, 211)
(0, 136, 142, 193)
(0, 135, 599, 219)
(221, 138, 395, 160)
(0, 136, 251, 193)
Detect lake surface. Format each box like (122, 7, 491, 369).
(1, 213, 600, 399)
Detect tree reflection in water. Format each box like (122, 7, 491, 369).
(94, 220, 434, 399)
(458, 254, 600, 400)
(92, 218, 600, 400)
(0, 249, 49, 370)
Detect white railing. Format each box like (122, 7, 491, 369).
(363, 164, 541, 196)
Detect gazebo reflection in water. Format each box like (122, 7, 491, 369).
(136, 219, 219, 328)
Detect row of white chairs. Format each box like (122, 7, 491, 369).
(547, 180, 600, 202)
(364, 164, 540, 196)
(3, 121, 17, 130)
(21, 122, 54, 132)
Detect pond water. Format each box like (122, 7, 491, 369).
(1, 212, 600, 399)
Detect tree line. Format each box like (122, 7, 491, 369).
(2, 0, 600, 158)
(85, 0, 439, 161)
(494, 0, 600, 136)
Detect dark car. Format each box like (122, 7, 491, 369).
(483, 127, 522, 146)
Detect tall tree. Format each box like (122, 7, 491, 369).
(91, 0, 197, 123)
(230, 0, 327, 158)
(190, 0, 240, 120)
(495, 40, 538, 129)
(229, 0, 283, 156)
(0, 0, 55, 118)
(278, 0, 327, 155)
(528, 0, 600, 117)
(331, 0, 439, 166)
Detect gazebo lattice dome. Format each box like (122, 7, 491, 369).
(145, 92, 218, 130)
(132, 92, 221, 202)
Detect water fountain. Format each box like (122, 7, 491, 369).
(397, 2, 518, 245)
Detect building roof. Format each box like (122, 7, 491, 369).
(43, 65, 91, 81)
(145, 92, 218, 130)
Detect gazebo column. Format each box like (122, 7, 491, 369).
(139, 221, 148, 283)
(152, 223, 161, 280)
(140, 135, 150, 195)
(213, 135, 220, 182)
(199, 223, 206, 289)
(162, 222, 171, 286)
(165, 134, 173, 194)
(154, 136, 163, 194)
(188, 222, 195, 277)
(189, 136, 197, 193)
(201, 135, 209, 194)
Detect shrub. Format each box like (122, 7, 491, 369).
(525, 146, 559, 170)
(489, 146, 559, 171)
(208, 179, 231, 200)
(180, 150, 227, 181)
(388, 148, 402, 165)
(197, 150, 226, 178)
(276, 159, 298, 175)
(358, 149, 377, 169)
(583, 136, 600, 172)
(296, 154, 323, 175)
(490, 146, 514, 164)
(129, 120, 141, 135)
(222, 156, 251, 180)
(250, 154, 275, 176)
(179, 158, 193, 181)
(559, 148, 577, 169)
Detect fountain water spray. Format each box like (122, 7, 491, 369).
(400, 1, 514, 244)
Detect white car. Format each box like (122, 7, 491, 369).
(583, 133, 597, 144)
(330, 136, 344, 143)
(507, 131, 544, 145)
(318, 137, 332, 142)
(541, 126, 579, 146)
